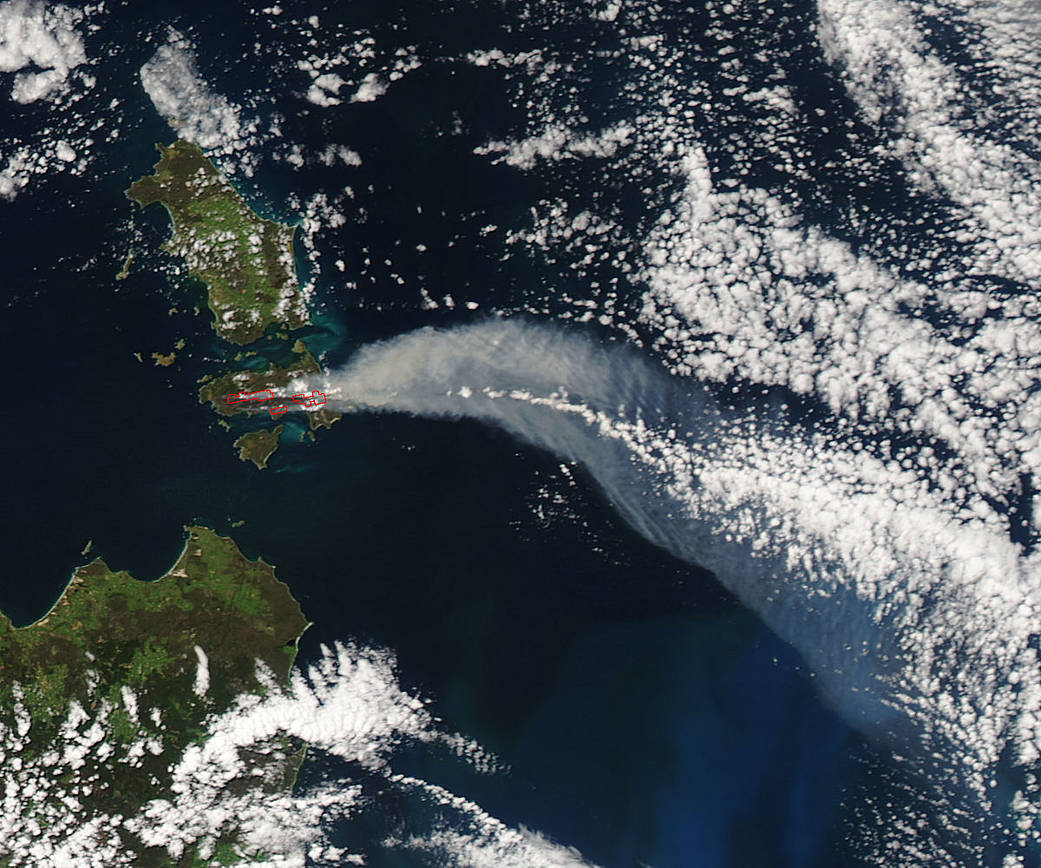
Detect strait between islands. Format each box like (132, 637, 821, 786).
(0, 143, 350, 860)
(0, 139, 340, 865)
(126, 140, 340, 468)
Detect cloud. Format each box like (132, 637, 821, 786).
(318, 144, 361, 167)
(817, 0, 1041, 286)
(0, 1, 102, 201)
(405, 826, 599, 868)
(140, 30, 259, 164)
(192, 646, 210, 697)
(306, 72, 346, 106)
(349, 72, 388, 103)
(293, 31, 419, 109)
(0, 641, 586, 867)
(0, 0, 87, 103)
(476, 122, 634, 170)
(300, 294, 1041, 863)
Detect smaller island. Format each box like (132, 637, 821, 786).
(126, 141, 309, 345)
(115, 248, 136, 281)
(235, 424, 284, 469)
(199, 339, 342, 467)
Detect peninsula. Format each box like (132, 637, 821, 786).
(0, 526, 309, 865)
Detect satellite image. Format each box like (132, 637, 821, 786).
(2, 0, 1041, 865)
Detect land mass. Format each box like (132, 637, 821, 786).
(235, 425, 284, 469)
(127, 141, 340, 468)
(0, 526, 309, 866)
(198, 339, 342, 437)
(126, 141, 309, 345)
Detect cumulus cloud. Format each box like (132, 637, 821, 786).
(402, 818, 600, 868)
(318, 143, 361, 167)
(140, 30, 259, 164)
(637, 144, 1041, 509)
(306, 72, 346, 106)
(470, 0, 1041, 536)
(0, 135, 89, 201)
(0, 1, 102, 201)
(442, 0, 1041, 859)
(0, 640, 585, 867)
(817, 0, 1041, 286)
(296, 37, 419, 109)
(476, 122, 634, 170)
(349, 72, 388, 103)
(297, 316, 1041, 864)
(192, 645, 209, 697)
(0, 0, 87, 103)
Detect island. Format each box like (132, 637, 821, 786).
(126, 141, 309, 346)
(235, 424, 284, 469)
(0, 526, 309, 865)
(198, 339, 342, 437)
(116, 248, 136, 281)
(127, 141, 340, 467)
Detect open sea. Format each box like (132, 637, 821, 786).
(0, 129, 861, 866)
(3, 0, 1041, 864)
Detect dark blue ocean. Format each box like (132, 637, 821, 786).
(0, 0, 891, 864)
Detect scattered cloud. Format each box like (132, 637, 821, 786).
(0, 640, 581, 867)
(349, 71, 387, 103)
(306, 72, 346, 106)
(296, 35, 419, 108)
(454, 1, 1041, 860)
(476, 122, 634, 170)
(0, 0, 87, 103)
(140, 30, 260, 170)
(318, 143, 361, 167)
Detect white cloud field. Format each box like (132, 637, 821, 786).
(0, 0, 102, 200)
(0, 642, 599, 867)
(6, 0, 1041, 864)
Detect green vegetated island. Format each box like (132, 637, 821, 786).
(126, 140, 340, 469)
(126, 141, 308, 346)
(0, 526, 309, 866)
(199, 337, 342, 440)
(236, 423, 284, 470)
